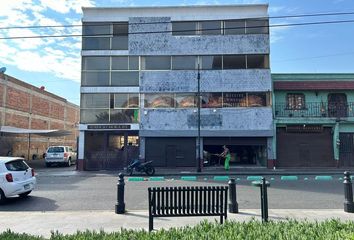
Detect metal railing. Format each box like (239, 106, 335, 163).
(275, 102, 354, 118)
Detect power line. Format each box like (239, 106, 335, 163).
(273, 52, 354, 62)
(0, 10, 354, 30)
(0, 18, 354, 40)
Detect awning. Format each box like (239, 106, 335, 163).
(0, 126, 72, 137)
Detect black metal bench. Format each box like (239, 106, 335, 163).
(148, 186, 228, 232)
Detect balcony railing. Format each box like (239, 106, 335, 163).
(275, 102, 354, 118)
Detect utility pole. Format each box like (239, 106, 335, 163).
(196, 64, 201, 172)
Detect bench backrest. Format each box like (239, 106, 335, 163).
(148, 186, 228, 216)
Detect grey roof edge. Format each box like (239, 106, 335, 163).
(82, 4, 269, 11)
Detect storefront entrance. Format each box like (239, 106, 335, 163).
(84, 131, 139, 170)
(203, 137, 267, 167)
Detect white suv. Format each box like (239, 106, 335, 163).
(45, 146, 77, 167)
(0, 157, 36, 204)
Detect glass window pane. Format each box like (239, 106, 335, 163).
(246, 19, 269, 34)
(223, 93, 247, 107)
(142, 56, 171, 70)
(172, 21, 197, 35)
(248, 93, 267, 107)
(201, 93, 222, 108)
(112, 57, 128, 70)
(176, 94, 197, 108)
(80, 109, 109, 124)
(113, 22, 128, 36)
(224, 20, 246, 34)
(112, 36, 128, 50)
(129, 57, 139, 70)
(83, 22, 111, 35)
(114, 94, 139, 108)
(110, 109, 139, 123)
(145, 94, 176, 108)
(247, 55, 269, 69)
(172, 56, 196, 70)
(200, 21, 221, 35)
(111, 71, 139, 86)
(81, 72, 109, 86)
(82, 37, 110, 50)
(223, 55, 246, 69)
(82, 57, 110, 70)
(81, 94, 110, 108)
(201, 56, 222, 70)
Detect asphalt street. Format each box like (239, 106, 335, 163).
(0, 167, 347, 211)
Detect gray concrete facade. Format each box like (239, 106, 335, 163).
(81, 4, 273, 168)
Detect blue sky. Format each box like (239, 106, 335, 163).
(0, 0, 354, 106)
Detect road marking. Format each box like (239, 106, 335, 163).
(213, 176, 230, 181)
(338, 177, 343, 181)
(247, 176, 262, 181)
(281, 176, 298, 181)
(128, 177, 145, 182)
(304, 177, 309, 180)
(236, 178, 241, 181)
(270, 177, 275, 181)
(149, 177, 165, 181)
(315, 176, 333, 181)
(181, 176, 197, 181)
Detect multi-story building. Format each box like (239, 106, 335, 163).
(273, 73, 354, 168)
(0, 73, 79, 159)
(79, 5, 273, 170)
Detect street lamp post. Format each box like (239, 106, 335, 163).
(196, 64, 201, 172)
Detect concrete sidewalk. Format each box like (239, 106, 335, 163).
(0, 209, 353, 238)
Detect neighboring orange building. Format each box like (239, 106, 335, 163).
(0, 73, 79, 160)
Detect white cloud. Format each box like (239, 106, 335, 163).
(0, 0, 96, 83)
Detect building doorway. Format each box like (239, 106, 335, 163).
(328, 93, 347, 118)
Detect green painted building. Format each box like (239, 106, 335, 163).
(272, 73, 354, 168)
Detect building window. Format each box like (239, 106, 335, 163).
(112, 22, 129, 50)
(145, 94, 176, 108)
(223, 55, 246, 69)
(112, 56, 139, 70)
(200, 21, 222, 35)
(287, 93, 305, 110)
(81, 72, 110, 86)
(82, 22, 111, 50)
(114, 94, 139, 108)
(172, 56, 196, 70)
(224, 20, 246, 35)
(246, 19, 269, 34)
(248, 93, 267, 107)
(247, 55, 269, 69)
(82, 57, 110, 70)
(111, 72, 139, 86)
(201, 93, 222, 108)
(141, 56, 171, 70)
(172, 21, 197, 35)
(175, 94, 197, 108)
(201, 56, 222, 70)
(223, 93, 247, 107)
(81, 94, 110, 108)
(172, 19, 269, 36)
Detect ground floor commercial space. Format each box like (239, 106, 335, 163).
(274, 123, 354, 168)
(79, 128, 273, 170)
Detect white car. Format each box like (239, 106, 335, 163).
(0, 157, 36, 204)
(45, 146, 77, 167)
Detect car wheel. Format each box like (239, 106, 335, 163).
(19, 191, 32, 198)
(0, 189, 6, 204)
(67, 158, 71, 167)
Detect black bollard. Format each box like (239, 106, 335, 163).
(228, 178, 239, 213)
(261, 177, 269, 222)
(343, 171, 354, 213)
(115, 172, 125, 214)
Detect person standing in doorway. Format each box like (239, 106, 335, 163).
(219, 145, 231, 170)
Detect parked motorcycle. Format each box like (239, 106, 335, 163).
(125, 159, 155, 176)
